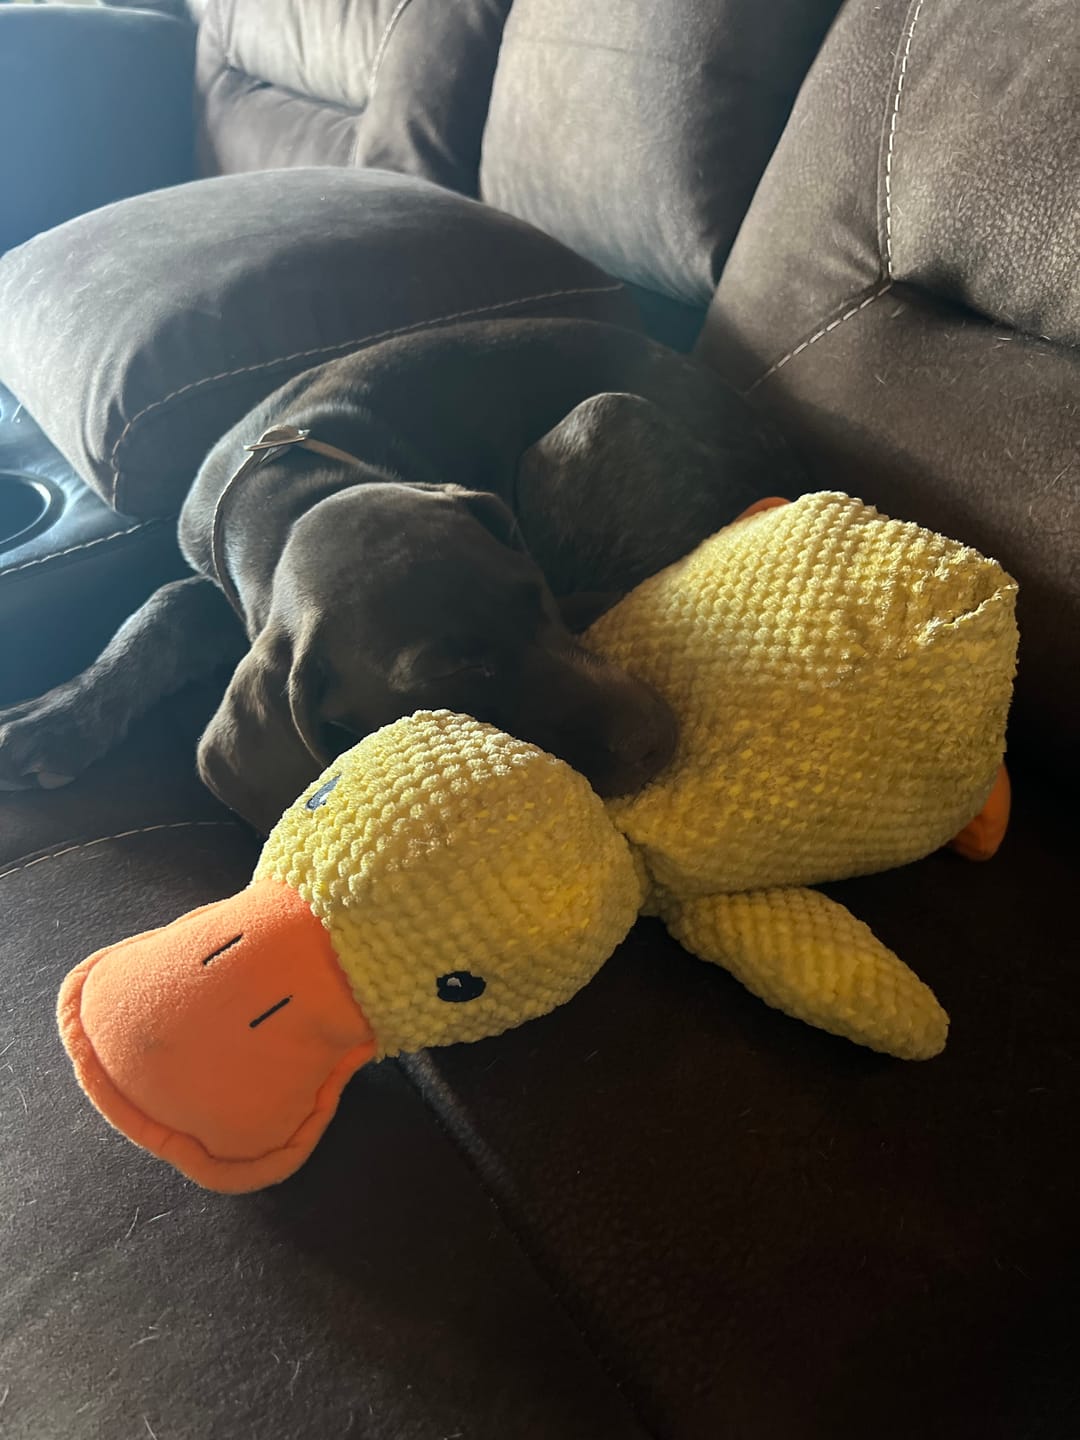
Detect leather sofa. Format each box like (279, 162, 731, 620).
(0, 3, 1076, 1437)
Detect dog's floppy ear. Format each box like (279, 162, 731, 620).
(517, 391, 767, 598)
(197, 626, 324, 836)
(454, 488, 526, 550)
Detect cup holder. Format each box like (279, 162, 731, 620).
(0, 470, 62, 555)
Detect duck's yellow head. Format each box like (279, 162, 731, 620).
(255, 710, 642, 1056)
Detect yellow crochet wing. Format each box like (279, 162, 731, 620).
(659, 886, 948, 1060)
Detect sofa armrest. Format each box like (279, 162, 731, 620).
(0, 5, 196, 254)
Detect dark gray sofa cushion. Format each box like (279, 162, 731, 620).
(404, 776, 1079, 1440)
(196, 0, 513, 192)
(0, 167, 634, 519)
(479, 0, 841, 306)
(697, 0, 1080, 786)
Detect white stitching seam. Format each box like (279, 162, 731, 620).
(747, 284, 893, 394)
(884, 0, 928, 277)
(747, 1, 927, 395)
(0, 820, 242, 885)
(108, 281, 625, 509)
(1, 521, 161, 578)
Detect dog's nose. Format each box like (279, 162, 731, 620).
(614, 727, 674, 777)
(609, 704, 678, 788)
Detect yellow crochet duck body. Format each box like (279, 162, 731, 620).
(58, 492, 1018, 1191)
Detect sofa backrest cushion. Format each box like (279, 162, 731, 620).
(479, 0, 841, 306)
(885, 0, 1080, 348)
(196, 0, 513, 196)
(698, 0, 1080, 785)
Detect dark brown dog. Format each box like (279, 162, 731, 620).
(0, 317, 801, 832)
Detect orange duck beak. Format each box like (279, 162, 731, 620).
(57, 879, 377, 1192)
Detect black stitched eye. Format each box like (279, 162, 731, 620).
(436, 971, 487, 1003)
(306, 774, 340, 810)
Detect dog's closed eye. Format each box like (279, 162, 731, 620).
(391, 643, 499, 691)
(456, 489, 525, 550)
(421, 660, 497, 684)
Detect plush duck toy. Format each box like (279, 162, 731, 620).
(57, 493, 1018, 1192)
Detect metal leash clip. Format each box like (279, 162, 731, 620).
(243, 425, 312, 454)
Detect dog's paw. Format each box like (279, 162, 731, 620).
(0, 690, 95, 792)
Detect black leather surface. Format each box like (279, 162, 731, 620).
(0, 5, 196, 255)
(0, 714, 650, 1440)
(0, 168, 636, 519)
(406, 774, 1080, 1439)
(0, 388, 188, 704)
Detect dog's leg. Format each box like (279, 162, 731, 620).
(516, 392, 787, 602)
(0, 576, 246, 791)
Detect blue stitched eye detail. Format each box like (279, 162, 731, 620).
(436, 971, 487, 1003)
(306, 775, 340, 810)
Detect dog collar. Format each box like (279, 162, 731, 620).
(211, 425, 365, 619)
(240, 425, 364, 469)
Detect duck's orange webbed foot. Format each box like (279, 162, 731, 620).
(949, 763, 1011, 861)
